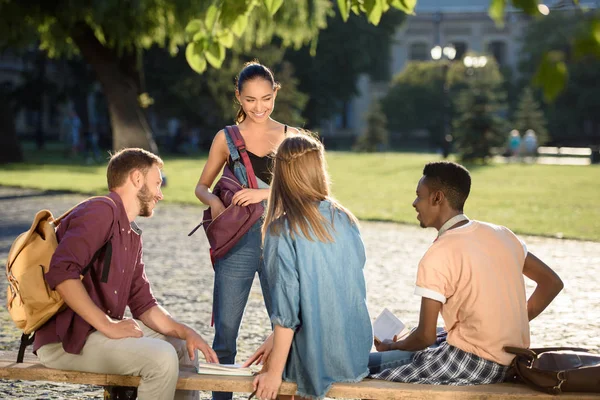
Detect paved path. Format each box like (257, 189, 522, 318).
(1, 187, 598, 399)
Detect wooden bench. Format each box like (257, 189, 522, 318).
(1, 351, 599, 399)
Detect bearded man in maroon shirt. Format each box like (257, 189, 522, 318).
(33, 148, 218, 400)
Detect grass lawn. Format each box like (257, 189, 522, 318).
(2, 145, 599, 241)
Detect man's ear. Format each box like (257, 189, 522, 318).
(130, 169, 143, 189)
(432, 190, 445, 206)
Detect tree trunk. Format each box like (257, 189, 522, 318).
(69, 23, 158, 153)
(0, 97, 24, 164)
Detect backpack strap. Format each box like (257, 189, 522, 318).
(225, 125, 259, 189)
(52, 196, 116, 226)
(17, 333, 35, 363)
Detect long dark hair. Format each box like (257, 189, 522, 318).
(235, 61, 281, 124)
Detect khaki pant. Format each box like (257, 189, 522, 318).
(37, 321, 199, 400)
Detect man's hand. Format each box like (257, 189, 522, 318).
(374, 335, 397, 352)
(243, 333, 274, 367)
(184, 328, 219, 363)
(232, 189, 267, 207)
(101, 318, 144, 340)
(253, 371, 282, 400)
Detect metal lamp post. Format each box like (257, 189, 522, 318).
(431, 45, 456, 157)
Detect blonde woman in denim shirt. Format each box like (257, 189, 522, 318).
(243, 134, 373, 399)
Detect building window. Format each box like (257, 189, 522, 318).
(488, 41, 507, 66)
(450, 42, 468, 60)
(409, 42, 430, 61)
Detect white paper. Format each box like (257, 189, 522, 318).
(197, 362, 254, 376)
(373, 308, 406, 342)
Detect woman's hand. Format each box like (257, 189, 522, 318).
(252, 371, 282, 400)
(232, 189, 268, 207)
(209, 198, 226, 220)
(242, 333, 274, 367)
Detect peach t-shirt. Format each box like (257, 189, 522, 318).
(415, 220, 530, 366)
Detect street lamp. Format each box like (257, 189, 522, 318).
(431, 45, 456, 157)
(430, 45, 457, 62)
(463, 55, 488, 69)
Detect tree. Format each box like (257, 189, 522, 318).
(513, 87, 549, 144)
(353, 100, 388, 152)
(0, 0, 334, 155)
(283, 6, 404, 128)
(519, 9, 600, 146)
(144, 44, 308, 146)
(451, 57, 509, 162)
(0, 84, 23, 164)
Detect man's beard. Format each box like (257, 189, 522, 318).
(137, 184, 154, 217)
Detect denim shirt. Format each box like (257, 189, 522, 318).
(263, 200, 373, 399)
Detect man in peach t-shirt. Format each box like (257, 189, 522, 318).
(369, 161, 564, 385)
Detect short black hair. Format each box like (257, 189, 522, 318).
(422, 161, 471, 211)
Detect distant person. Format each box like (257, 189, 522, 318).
(523, 129, 538, 159)
(442, 134, 453, 159)
(34, 148, 218, 400)
(368, 161, 564, 385)
(508, 129, 521, 160)
(194, 61, 300, 400)
(244, 134, 372, 400)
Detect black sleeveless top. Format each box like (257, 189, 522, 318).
(227, 125, 288, 185)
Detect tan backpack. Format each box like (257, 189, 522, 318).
(5, 196, 116, 362)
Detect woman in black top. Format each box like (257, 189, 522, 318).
(194, 61, 297, 400)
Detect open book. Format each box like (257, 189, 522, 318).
(373, 308, 409, 343)
(197, 362, 255, 376)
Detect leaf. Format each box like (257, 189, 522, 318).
(217, 30, 234, 48)
(231, 14, 249, 37)
(390, 0, 416, 15)
(185, 19, 204, 36)
(186, 42, 207, 74)
(205, 41, 226, 68)
(263, 0, 284, 16)
(573, 19, 600, 59)
(532, 51, 568, 102)
(205, 5, 218, 31)
(364, 0, 384, 25)
(488, 0, 506, 28)
(337, 0, 351, 22)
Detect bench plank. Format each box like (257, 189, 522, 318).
(1, 351, 599, 399)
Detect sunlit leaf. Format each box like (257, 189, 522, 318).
(185, 42, 207, 74)
(205, 5, 218, 31)
(532, 51, 568, 102)
(217, 30, 234, 48)
(489, 0, 506, 27)
(231, 14, 249, 37)
(390, 0, 416, 15)
(337, 0, 351, 22)
(364, 0, 384, 25)
(205, 41, 226, 68)
(185, 19, 204, 36)
(263, 0, 284, 16)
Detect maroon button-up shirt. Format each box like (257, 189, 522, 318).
(33, 192, 158, 354)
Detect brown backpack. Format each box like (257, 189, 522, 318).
(505, 346, 600, 394)
(5, 196, 116, 362)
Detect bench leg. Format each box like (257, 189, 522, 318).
(103, 386, 138, 400)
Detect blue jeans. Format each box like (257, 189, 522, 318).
(212, 221, 272, 400)
(368, 349, 415, 375)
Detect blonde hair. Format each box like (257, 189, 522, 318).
(263, 133, 358, 243)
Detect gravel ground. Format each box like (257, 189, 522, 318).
(1, 187, 599, 399)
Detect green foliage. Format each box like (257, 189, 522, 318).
(451, 57, 509, 161)
(381, 61, 468, 146)
(185, 1, 331, 73)
(353, 100, 388, 152)
(337, 0, 415, 23)
(519, 10, 600, 144)
(145, 44, 308, 133)
(513, 87, 549, 144)
(487, 1, 600, 101)
(285, 5, 404, 128)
